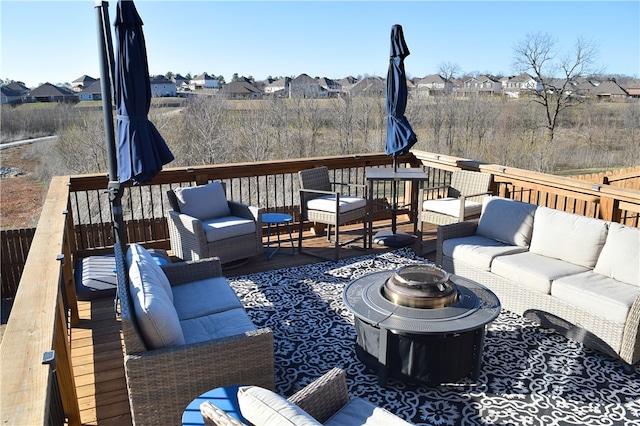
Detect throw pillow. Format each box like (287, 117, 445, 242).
(476, 196, 537, 247)
(237, 386, 322, 426)
(173, 182, 231, 220)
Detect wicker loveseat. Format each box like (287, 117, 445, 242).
(437, 196, 640, 369)
(115, 243, 275, 425)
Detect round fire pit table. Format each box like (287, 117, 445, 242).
(343, 266, 501, 386)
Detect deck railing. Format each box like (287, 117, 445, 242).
(1, 150, 639, 425)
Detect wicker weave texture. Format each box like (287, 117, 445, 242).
(437, 222, 640, 367)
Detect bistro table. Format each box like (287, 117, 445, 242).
(365, 167, 429, 248)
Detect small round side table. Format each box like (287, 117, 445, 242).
(262, 213, 295, 260)
(182, 385, 245, 425)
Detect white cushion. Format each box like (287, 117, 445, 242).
(594, 223, 640, 287)
(476, 196, 537, 247)
(171, 277, 244, 321)
(442, 235, 528, 271)
(180, 308, 257, 344)
(422, 197, 482, 218)
(201, 216, 256, 242)
(128, 245, 184, 349)
(237, 386, 322, 426)
(529, 207, 608, 268)
(307, 195, 366, 214)
(325, 397, 413, 426)
(127, 243, 173, 303)
(491, 251, 590, 294)
(552, 271, 640, 324)
(174, 182, 231, 220)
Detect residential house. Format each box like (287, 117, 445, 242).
(502, 72, 540, 98)
(592, 80, 629, 101)
(150, 75, 177, 97)
(346, 76, 385, 98)
(415, 74, 453, 96)
(172, 74, 190, 91)
(218, 80, 262, 100)
(317, 77, 341, 97)
(462, 75, 502, 96)
(623, 80, 640, 98)
(26, 83, 77, 103)
(337, 76, 358, 93)
(78, 80, 103, 101)
(1, 82, 29, 104)
(264, 77, 290, 97)
(288, 74, 327, 98)
(191, 72, 221, 90)
(71, 75, 97, 92)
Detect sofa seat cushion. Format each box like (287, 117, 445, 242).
(552, 271, 640, 324)
(442, 235, 528, 271)
(181, 308, 257, 344)
(491, 251, 590, 294)
(202, 216, 256, 243)
(174, 182, 231, 220)
(237, 385, 322, 426)
(307, 195, 366, 214)
(421, 197, 482, 218)
(128, 245, 184, 349)
(324, 397, 413, 426)
(529, 207, 608, 268)
(476, 197, 537, 247)
(594, 223, 640, 287)
(171, 276, 244, 321)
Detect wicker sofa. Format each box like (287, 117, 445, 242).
(115, 243, 275, 425)
(436, 196, 640, 369)
(200, 368, 413, 425)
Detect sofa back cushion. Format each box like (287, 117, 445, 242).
(594, 222, 640, 287)
(529, 207, 608, 268)
(173, 182, 231, 220)
(128, 244, 184, 349)
(476, 197, 537, 247)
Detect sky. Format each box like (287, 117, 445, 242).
(1, 0, 639, 88)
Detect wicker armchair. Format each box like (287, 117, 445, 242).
(298, 166, 367, 262)
(166, 182, 263, 265)
(200, 368, 413, 425)
(114, 243, 275, 425)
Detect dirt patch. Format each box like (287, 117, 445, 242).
(0, 145, 47, 231)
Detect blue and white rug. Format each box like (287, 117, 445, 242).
(228, 248, 640, 426)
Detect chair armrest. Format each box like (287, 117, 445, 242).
(300, 188, 339, 197)
(460, 190, 492, 200)
(287, 367, 350, 423)
(160, 257, 222, 286)
(228, 200, 261, 222)
(436, 221, 478, 266)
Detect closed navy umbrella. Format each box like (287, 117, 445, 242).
(385, 24, 417, 163)
(115, 0, 173, 185)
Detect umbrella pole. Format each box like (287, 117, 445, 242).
(95, 0, 126, 247)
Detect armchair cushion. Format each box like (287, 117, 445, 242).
(421, 197, 482, 218)
(307, 195, 366, 214)
(202, 216, 257, 242)
(174, 182, 231, 220)
(237, 386, 322, 426)
(594, 223, 640, 287)
(127, 244, 184, 349)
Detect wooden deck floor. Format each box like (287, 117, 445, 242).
(70, 218, 437, 425)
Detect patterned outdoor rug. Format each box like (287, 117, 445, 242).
(228, 248, 640, 426)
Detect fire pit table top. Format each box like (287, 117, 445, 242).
(343, 268, 501, 334)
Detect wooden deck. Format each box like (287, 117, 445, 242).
(70, 218, 437, 425)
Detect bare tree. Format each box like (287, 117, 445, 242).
(437, 61, 461, 80)
(513, 32, 600, 171)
